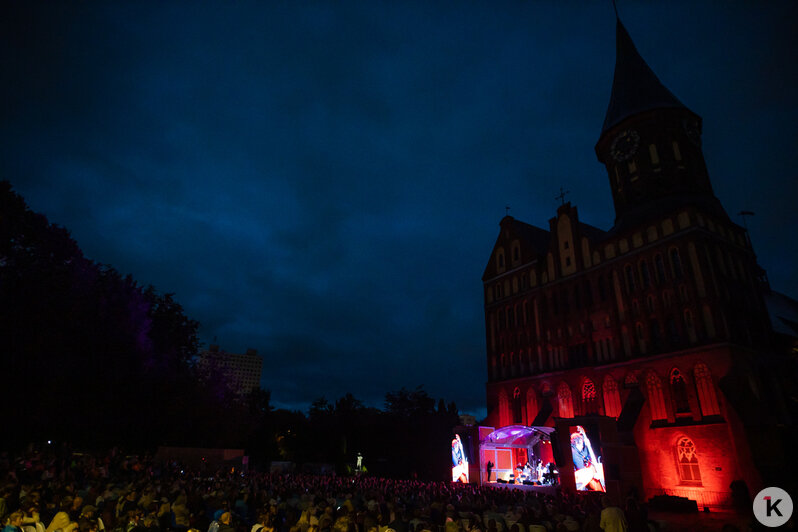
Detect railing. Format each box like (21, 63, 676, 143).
(648, 487, 734, 509)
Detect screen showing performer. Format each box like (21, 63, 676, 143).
(569, 425, 605, 492)
(451, 434, 469, 483)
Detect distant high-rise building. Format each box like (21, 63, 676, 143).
(198, 344, 263, 396)
(480, 18, 792, 506)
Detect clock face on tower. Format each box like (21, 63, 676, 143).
(610, 129, 640, 161)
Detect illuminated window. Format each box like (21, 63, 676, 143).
(557, 382, 574, 418)
(676, 437, 702, 484)
(603, 376, 622, 418)
(694, 363, 720, 417)
(649, 143, 660, 165)
(670, 368, 691, 415)
(582, 378, 598, 415)
(646, 372, 667, 421)
(672, 141, 682, 162)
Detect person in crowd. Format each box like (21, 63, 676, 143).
(46, 498, 77, 532)
(215, 513, 233, 532)
(5, 511, 25, 532)
(598, 497, 627, 532)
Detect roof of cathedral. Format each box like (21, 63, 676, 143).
(765, 290, 798, 338)
(606, 191, 729, 236)
(578, 221, 608, 243)
(601, 18, 691, 135)
(509, 218, 552, 253)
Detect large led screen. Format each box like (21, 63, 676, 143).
(569, 424, 605, 491)
(451, 434, 469, 483)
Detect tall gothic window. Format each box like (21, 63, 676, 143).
(670, 247, 684, 279)
(640, 260, 651, 290)
(603, 376, 622, 418)
(655, 253, 666, 284)
(670, 368, 691, 415)
(676, 437, 702, 484)
(557, 382, 574, 418)
(625, 265, 636, 294)
(694, 363, 721, 416)
(646, 372, 667, 421)
(582, 378, 598, 415)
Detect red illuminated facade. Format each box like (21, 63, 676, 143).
(482, 19, 789, 507)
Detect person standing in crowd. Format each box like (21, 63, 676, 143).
(4, 511, 25, 532)
(598, 496, 628, 532)
(46, 498, 77, 532)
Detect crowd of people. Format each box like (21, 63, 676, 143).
(0, 446, 747, 532)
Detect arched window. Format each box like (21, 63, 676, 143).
(557, 382, 574, 418)
(670, 368, 691, 415)
(646, 372, 667, 421)
(625, 264, 636, 293)
(670, 247, 683, 279)
(676, 437, 702, 484)
(694, 363, 720, 416)
(640, 261, 651, 290)
(582, 378, 598, 415)
(526, 387, 538, 425)
(603, 376, 622, 418)
(512, 387, 523, 424)
(654, 253, 666, 284)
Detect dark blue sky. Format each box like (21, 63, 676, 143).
(3, 2, 796, 417)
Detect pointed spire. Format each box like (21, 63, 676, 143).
(601, 18, 689, 135)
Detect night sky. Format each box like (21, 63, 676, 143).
(3, 2, 796, 417)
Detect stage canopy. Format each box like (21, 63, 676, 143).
(481, 425, 555, 449)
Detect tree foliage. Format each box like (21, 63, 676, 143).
(1, 182, 464, 479)
(0, 181, 203, 448)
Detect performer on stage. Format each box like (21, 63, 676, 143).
(570, 425, 605, 492)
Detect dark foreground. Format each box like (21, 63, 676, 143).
(0, 447, 765, 532)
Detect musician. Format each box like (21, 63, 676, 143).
(570, 425, 606, 491)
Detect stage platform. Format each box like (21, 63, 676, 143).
(482, 482, 558, 496)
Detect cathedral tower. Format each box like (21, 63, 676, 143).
(594, 19, 726, 232)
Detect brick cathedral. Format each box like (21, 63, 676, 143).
(480, 18, 792, 505)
